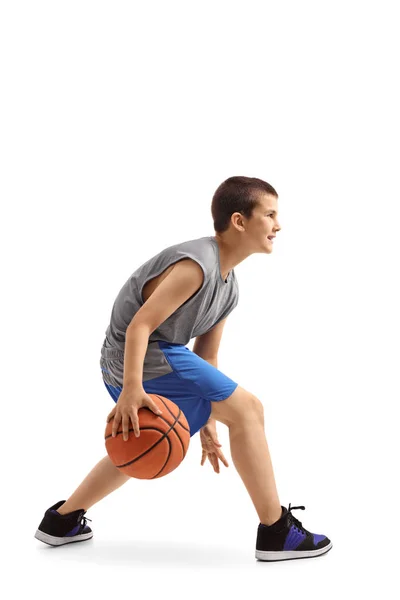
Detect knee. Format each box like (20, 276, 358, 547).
(247, 395, 264, 423)
(210, 385, 264, 427)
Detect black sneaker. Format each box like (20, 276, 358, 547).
(34, 500, 93, 546)
(256, 504, 332, 561)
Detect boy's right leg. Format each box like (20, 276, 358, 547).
(57, 454, 131, 514)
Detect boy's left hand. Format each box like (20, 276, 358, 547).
(199, 418, 229, 473)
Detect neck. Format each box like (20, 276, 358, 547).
(213, 233, 252, 280)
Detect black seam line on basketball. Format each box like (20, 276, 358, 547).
(112, 411, 182, 468)
(155, 397, 188, 459)
(156, 395, 190, 433)
(105, 404, 188, 460)
(105, 424, 171, 442)
(106, 401, 190, 435)
(156, 396, 187, 458)
(105, 407, 181, 437)
(105, 408, 185, 447)
(151, 435, 172, 479)
(106, 426, 171, 468)
(156, 406, 186, 460)
(158, 418, 185, 461)
(113, 427, 170, 469)
(148, 413, 185, 460)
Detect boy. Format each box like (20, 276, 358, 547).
(34, 176, 332, 561)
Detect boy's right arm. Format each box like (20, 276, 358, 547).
(122, 258, 204, 389)
(123, 322, 152, 389)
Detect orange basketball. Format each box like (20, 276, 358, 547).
(104, 394, 190, 479)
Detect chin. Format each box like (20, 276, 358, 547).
(264, 239, 273, 252)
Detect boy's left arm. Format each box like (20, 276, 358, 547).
(199, 356, 219, 433)
(192, 317, 228, 433)
(192, 323, 230, 472)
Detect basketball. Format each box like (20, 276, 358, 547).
(104, 394, 190, 479)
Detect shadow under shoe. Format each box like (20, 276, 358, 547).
(256, 503, 332, 562)
(34, 500, 93, 546)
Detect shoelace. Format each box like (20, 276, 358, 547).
(79, 513, 92, 532)
(287, 503, 309, 535)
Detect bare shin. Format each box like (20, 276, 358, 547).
(57, 455, 131, 515)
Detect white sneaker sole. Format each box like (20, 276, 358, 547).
(256, 541, 332, 561)
(34, 529, 93, 546)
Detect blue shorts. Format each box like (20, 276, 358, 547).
(100, 341, 238, 437)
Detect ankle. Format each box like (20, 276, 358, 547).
(55, 503, 68, 515)
(56, 502, 79, 516)
(260, 506, 283, 527)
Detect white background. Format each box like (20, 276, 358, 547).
(1, 0, 399, 598)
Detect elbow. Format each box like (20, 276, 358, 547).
(126, 319, 153, 336)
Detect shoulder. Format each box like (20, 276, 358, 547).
(173, 236, 215, 257)
(164, 236, 216, 272)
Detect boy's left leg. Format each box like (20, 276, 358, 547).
(210, 386, 282, 526)
(210, 385, 332, 561)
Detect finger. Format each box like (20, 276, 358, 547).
(206, 436, 222, 449)
(131, 410, 140, 438)
(111, 413, 120, 437)
(206, 452, 215, 468)
(106, 411, 115, 423)
(211, 438, 222, 447)
(206, 433, 221, 447)
(216, 449, 229, 467)
(204, 438, 217, 450)
(148, 400, 163, 416)
(200, 449, 206, 466)
(209, 453, 219, 473)
(132, 411, 140, 437)
(122, 414, 130, 442)
(208, 453, 216, 471)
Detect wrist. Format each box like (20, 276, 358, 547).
(202, 417, 217, 428)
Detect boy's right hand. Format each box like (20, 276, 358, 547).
(106, 387, 162, 441)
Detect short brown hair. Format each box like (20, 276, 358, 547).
(211, 176, 278, 234)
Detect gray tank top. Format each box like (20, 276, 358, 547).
(101, 236, 239, 357)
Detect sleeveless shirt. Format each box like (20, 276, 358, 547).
(100, 236, 239, 358)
